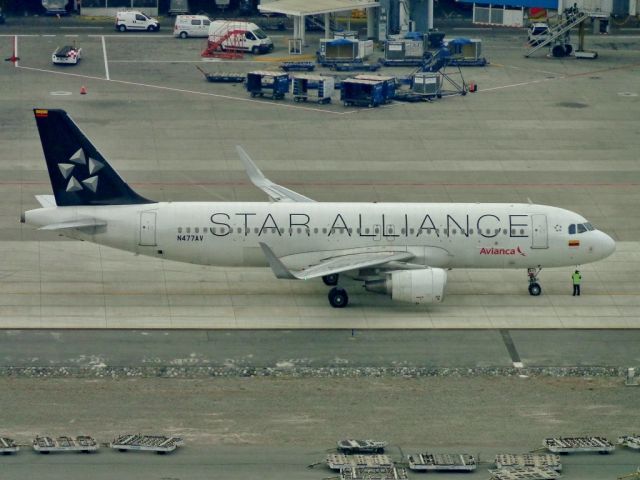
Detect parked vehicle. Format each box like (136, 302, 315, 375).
(208, 20, 273, 54)
(174, 15, 211, 38)
(52, 45, 82, 65)
(115, 11, 160, 32)
(527, 22, 550, 46)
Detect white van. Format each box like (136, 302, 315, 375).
(174, 15, 211, 38)
(115, 11, 160, 32)
(208, 21, 273, 54)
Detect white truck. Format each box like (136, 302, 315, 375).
(207, 20, 273, 54)
(115, 10, 160, 32)
(174, 15, 211, 38)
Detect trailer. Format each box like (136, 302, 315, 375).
(291, 74, 334, 104)
(337, 439, 388, 454)
(196, 66, 245, 83)
(354, 75, 396, 104)
(327, 454, 393, 470)
(339, 466, 408, 480)
(280, 62, 315, 72)
(331, 62, 381, 72)
(110, 434, 184, 454)
(618, 435, 640, 450)
(489, 466, 561, 480)
(494, 454, 562, 471)
(33, 436, 98, 453)
(544, 436, 615, 454)
(1, 437, 19, 454)
(246, 71, 289, 99)
(407, 453, 476, 472)
(340, 79, 385, 108)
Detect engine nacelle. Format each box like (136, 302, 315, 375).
(365, 268, 447, 304)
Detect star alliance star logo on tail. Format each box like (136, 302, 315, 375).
(57, 148, 104, 194)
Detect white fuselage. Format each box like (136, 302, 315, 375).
(24, 202, 615, 271)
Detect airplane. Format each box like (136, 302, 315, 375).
(21, 109, 616, 308)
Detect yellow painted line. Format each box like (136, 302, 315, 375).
(259, 54, 316, 62)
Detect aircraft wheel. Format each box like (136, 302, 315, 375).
(564, 44, 573, 56)
(322, 274, 339, 286)
(528, 283, 542, 296)
(552, 45, 566, 58)
(328, 287, 349, 308)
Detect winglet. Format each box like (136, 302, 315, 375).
(259, 242, 299, 280)
(236, 146, 315, 203)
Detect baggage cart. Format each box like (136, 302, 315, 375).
(1, 437, 18, 454)
(494, 453, 562, 471)
(337, 439, 388, 454)
(354, 75, 396, 104)
(280, 61, 315, 72)
(341, 79, 385, 108)
(327, 454, 393, 470)
(246, 71, 289, 99)
(544, 436, 615, 454)
(408, 452, 476, 471)
(33, 435, 98, 453)
(331, 62, 381, 72)
(196, 66, 244, 83)
(111, 434, 184, 454)
(291, 74, 333, 104)
(619, 435, 640, 450)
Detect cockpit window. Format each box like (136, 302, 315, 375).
(585, 222, 594, 231)
(568, 224, 576, 235)
(577, 224, 587, 234)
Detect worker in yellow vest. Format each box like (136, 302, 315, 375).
(572, 270, 582, 296)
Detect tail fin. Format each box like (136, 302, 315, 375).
(33, 108, 154, 206)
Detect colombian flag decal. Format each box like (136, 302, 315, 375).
(35, 109, 48, 118)
(569, 240, 580, 247)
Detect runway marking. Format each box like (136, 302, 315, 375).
(480, 61, 640, 93)
(500, 329, 523, 368)
(101, 35, 110, 80)
(15, 65, 350, 116)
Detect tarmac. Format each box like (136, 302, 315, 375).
(0, 15, 640, 480)
(0, 21, 639, 328)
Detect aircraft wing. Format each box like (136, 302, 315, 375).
(259, 242, 414, 280)
(39, 219, 107, 231)
(236, 146, 315, 203)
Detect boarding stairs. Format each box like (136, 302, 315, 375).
(201, 23, 245, 59)
(525, 10, 589, 57)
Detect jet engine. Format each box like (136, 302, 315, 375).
(364, 268, 447, 304)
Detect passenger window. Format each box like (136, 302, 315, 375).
(577, 224, 587, 233)
(245, 32, 256, 40)
(191, 20, 201, 25)
(203, 20, 210, 26)
(186, 227, 191, 233)
(178, 227, 182, 233)
(136, 14, 146, 21)
(195, 227, 199, 233)
(568, 224, 576, 235)
(520, 229, 524, 235)
(314, 228, 318, 233)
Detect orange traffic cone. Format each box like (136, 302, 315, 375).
(80, 85, 87, 95)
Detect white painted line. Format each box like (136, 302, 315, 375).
(513, 362, 524, 368)
(0, 34, 39, 37)
(64, 34, 79, 37)
(101, 35, 110, 81)
(453, 27, 493, 30)
(14, 35, 19, 68)
(60, 26, 104, 29)
(42, 35, 56, 37)
(88, 34, 174, 38)
(16, 65, 349, 115)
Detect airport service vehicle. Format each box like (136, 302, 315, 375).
(23, 109, 616, 308)
(174, 15, 211, 38)
(115, 11, 160, 32)
(527, 22, 550, 46)
(52, 45, 82, 65)
(208, 20, 273, 54)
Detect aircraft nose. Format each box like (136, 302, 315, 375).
(599, 232, 616, 259)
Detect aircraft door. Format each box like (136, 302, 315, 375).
(531, 214, 548, 249)
(139, 211, 157, 246)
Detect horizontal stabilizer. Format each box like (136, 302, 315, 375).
(35, 195, 57, 208)
(260, 242, 414, 280)
(236, 146, 315, 203)
(39, 219, 107, 231)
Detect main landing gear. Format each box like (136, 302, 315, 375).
(324, 274, 349, 308)
(528, 267, 542, 296)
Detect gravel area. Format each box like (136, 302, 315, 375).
(2, 376, 638, 449)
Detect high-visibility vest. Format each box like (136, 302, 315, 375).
(572, 272, 581, 285)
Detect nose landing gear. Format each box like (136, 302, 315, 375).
(528, 267, 542, 296)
